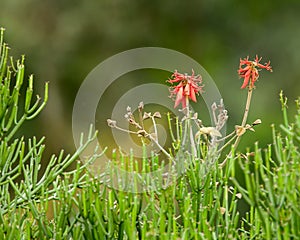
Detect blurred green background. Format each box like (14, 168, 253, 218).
(1, 0, 300, 158)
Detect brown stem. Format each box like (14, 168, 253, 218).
(148, 134, 172, 159)
(241, 88, 253, 127)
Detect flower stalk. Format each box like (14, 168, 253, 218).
(220, 55, 272, 167)
(168, 71, 204, 158)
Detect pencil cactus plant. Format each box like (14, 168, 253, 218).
(0, 27, 299, 239)
(0, 27, 99, 239)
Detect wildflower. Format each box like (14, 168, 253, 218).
(168, 70, 203, 108)
(238, 55, 272, 89)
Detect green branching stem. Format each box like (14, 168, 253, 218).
(5, 82, 48, 142)
(3, 129, 103, 214)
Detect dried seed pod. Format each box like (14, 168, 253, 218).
(137, 129, 147, 137)
(128, 118, 135, 124)
(236, 193, 242, 199)
(211, 102, 217, 111)
(246, 124, 255, 132)
(138, 101, 144, 111)
(153, 112, 161, 118)
(107, 119, 117, 128)
(192, 112, 198, 119)
(220, 207, 226, 215)
(199, 127, 222, 137)
(143, 112, 151, 120)
(252, 119, 262, 126)
(235, 125, 246, 137)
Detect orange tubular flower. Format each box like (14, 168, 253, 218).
(238, 55, 272, 89)
(168, 70, 203, 108)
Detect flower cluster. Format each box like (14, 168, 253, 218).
(108, 55, 272, 168)
(238, 55, 272, 89)
(168, 70, 203, 108)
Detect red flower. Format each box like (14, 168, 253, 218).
(238, 55, 272, 89)
(168, 70, 203, 108)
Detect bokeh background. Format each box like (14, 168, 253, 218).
(1, 0, 300, 159)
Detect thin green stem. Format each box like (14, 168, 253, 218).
(220, 88, 253, 167)
(184, 96, 197, 157)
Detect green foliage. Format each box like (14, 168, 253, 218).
(0, 28, 299, 239)
(0, 27, 48, 141)
(0, 28, 102, 239)
(41, 98, 299, 239)
(232, 93, 300, 239)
